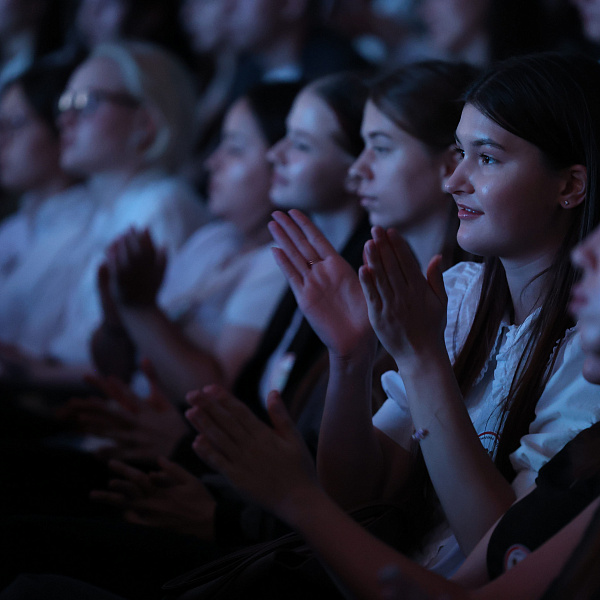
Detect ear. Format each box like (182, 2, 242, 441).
(559, 164, 587, 210)
(438, 146, 459, 193)
(130, 107, 158, 153)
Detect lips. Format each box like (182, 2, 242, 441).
(271, 171, 288, 186)
(456, 202, 484, 218)
(359, 194, 378, 209)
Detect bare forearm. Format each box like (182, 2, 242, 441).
(399, 351, 515, 554)
(283, 486, 468, 600)
(121, 306, 225, 403)
(317, 349, 407, 508)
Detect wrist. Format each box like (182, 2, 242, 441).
(329, 339, 377, 374)
(276, 483, 328, 530)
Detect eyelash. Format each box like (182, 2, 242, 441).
(372, 146, 391, 155)
(479, 153, 497, 165)
(453, 146, 498, 165)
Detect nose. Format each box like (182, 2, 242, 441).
(267, 138, 287, 166)
(348, 148, 373, 182)
(572, 229, 600, 271)
(56, 107, 77, 131)
(443, 157, 473, 196)
(205, 146, 221, 173)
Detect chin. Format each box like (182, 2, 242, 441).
(270, 193, 297, 211)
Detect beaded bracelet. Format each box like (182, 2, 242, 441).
(411, 428, 429, 442)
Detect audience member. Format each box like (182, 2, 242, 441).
(0, 59, 86, 382)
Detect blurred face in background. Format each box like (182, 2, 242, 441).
(267, 88, 357, 213)
(205, 97, 273, 232)
(75, 0, 128, 48)
(572, 0, 600, 43)
(226, 0, 290, 53)
(570, 224, 600, 383)
(420, 0, 491, 54)
(180, 0, 233, 54)
(0, 83, 62, 193)
(57, 56, 148, 177)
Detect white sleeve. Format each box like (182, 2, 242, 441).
(372, 371, 414, 448)
(510, 331, 600, 496)
(223, 246, 287, 331)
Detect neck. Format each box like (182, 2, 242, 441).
(396, 207, 451, 274)
(32, 175, 74, 201)
(88, 168, 143, 198)
(311, 202, 364, 251)
(501, 254, 556, 326)
(236, 214, 274, 251)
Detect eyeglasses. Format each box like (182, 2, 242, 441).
(57, 89, 141, 117)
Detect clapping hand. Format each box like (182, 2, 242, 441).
(359, 227, 448, 365)
(105, 227, 167, 307)
(91, 457, 217, 540)
(186, 384, 318, 521)
(269, 210, 376, 361)
(61, 360, 189, 463)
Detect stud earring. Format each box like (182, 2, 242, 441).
(564, 200, 570, 206)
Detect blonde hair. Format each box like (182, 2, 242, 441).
(91, 41, 197, 171)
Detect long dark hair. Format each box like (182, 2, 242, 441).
(308, 72, 369, 158)
(244, 82, 303, 147)
(368, 59, 480, 270)
(453, 52, 600, 479)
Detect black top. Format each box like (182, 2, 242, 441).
(487, 422, 600, 579)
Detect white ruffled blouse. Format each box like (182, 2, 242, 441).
(373, 261, 600, 575)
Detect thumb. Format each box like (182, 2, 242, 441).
(266, 390, 296, 437)
(426, 254, 447, 306)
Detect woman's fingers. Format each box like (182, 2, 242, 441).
(426, 254, 448, 306)
(271, 246, 304, 291)
(269, 218, 317, 276)
(185, 387, 250, 462)
(270, 211, 322, 268)
(287, 209, 337, 258)
(107, 459, 152, 494)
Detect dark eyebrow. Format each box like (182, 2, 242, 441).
(454, 133, 505, 151)
(365, 131, 393, 141)
(472, 137, 506, 151)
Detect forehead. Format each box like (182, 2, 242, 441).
(67, 56, 126, 91)
(287, 89, 341, 140)
(361, 100, 401, 136)
(223, 98, 262, 138)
